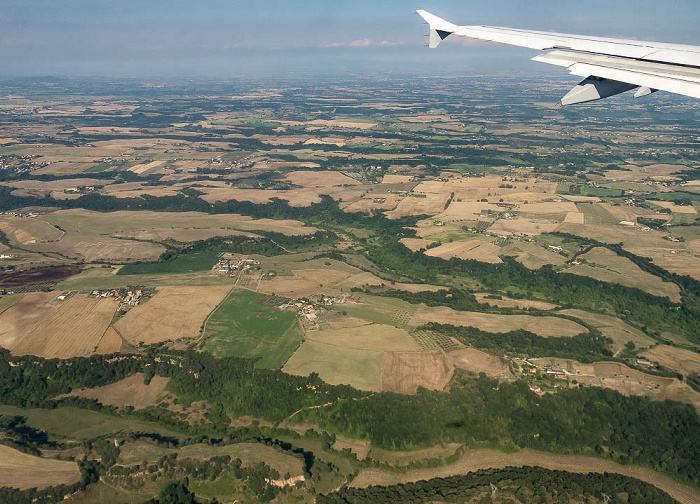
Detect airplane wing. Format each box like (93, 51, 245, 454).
(417, 9, 700, 105)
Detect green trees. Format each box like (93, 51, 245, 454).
(318, 467, 680, 504)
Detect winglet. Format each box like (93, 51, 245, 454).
(417, 10, 457, 48)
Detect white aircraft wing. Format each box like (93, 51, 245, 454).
(417, 9, 700, 105)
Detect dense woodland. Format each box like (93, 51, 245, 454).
(1, 347, 699, 487)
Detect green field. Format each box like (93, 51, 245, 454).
(283, 340, 384, 391)
(85, 162, 113, 173)
(117, 250, 220, 275)
(202, 289, 302, 368)
(0, 405, 182, 440)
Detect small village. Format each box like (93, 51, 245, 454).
(212, 254, 261, 277)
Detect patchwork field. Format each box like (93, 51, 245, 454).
(349, 448, 700, 504)
(566, 247, 681, 301)
(0, 445, 81, 490)
(0, 293, 118, 358)
(60, 373, 170, 409)
(409, 306, 587, 338)
(381, 351, 453, 394)
(114, 286, 231, 345)
(283, 340, 384, 391)
(202, 289, 302, 368)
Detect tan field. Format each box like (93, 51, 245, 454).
(95, 327, 123, 354)
(382, 174, 413, 184)
(473, 293, 557, 310)
(60, 373, 169, 409)
(410, 305, 586, 338)
(284, 170, 361, 187)
(128, 160, 166, 174)
(0, 445, 81, 490)
(114, 286, 232, 344)
(0, 216, 64, 244)
(449, 348, 512, 380)
(399, 237, 435, 251)
(425, 239, 503, 263)
(567, 247, 681, 301)
(381, 351, 453, 394)
(519, 201, 580, 214)
(343, 194, 402, 213)
(259, 268, 354, 297)
(591, 362, 700, 406)
(199, 186, 323, 206)
(436, 201, 504, 221)
(27, 232, 165, 262)
(306, 324, 420, 352)
(488, 216, 561, 236)
(387, 194, 451, 219)
(0, 292, 56, 350)
(652, 200, 697, 214)
(349, 448, 700, 504)
(43, 209, 318, 237)
(0, 293, 117, 358)
(641, 345, 700, 375)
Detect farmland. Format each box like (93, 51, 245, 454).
(0, 293, 117, 358)
(114, 286, 231, 345)
(201, 289, 302, 368)
(0, 76, 698, 502)
(0, 445, 81, 490)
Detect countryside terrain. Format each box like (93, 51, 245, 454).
(0, 76, 698, 503)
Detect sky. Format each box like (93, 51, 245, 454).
(0, 0, 697, 78)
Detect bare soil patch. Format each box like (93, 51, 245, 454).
(382, 350, 453, 394)
(449, 348, 511, 380)
(60, 373, 169, 410)
(0, 445, 81, 490)
(114, 286, 231, 345)
(0, 266, 76, 288)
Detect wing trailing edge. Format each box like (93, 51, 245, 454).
(417, 9, 700, 104)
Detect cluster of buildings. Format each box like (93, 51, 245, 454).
(90, 288, 147, 311)
(213, 254, 261, 276)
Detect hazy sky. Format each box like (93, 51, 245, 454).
(1, 0, 697, 77)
